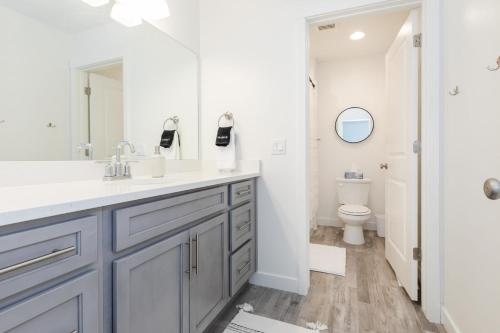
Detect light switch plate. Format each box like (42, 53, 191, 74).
(272, 139, 287, 155)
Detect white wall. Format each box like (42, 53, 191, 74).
(316, 55, 386, 228)
(309, 60, 319, 230)
(199, 0, 403, 294)
(146, 0, 200, 53)
(71, 22, 199, 159)
(0, 6, 72, 161)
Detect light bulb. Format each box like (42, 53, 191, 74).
(139, 0, 170, 20)
(110, 2, 143, 27)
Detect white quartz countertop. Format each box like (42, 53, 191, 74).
(0, 170, 259, 227)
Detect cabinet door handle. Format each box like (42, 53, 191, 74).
(70, 330, 78, 333)
(236, 189, 251, 196)
(185, 241, 191, 279)
(195, 233, 200, 275)
(0, 246, 76, 276)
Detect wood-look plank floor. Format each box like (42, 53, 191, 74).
(208, 226, 446, 333)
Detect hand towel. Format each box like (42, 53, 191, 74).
(216, 127, 236, 172)
(161, 131, 181, 160)
(160, 130, 177, 148)
(216, 126, 232, 147)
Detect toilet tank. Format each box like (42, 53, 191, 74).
(336, 178, 371, 205)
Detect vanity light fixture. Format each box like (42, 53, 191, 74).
(82, 0, 170, 27)
(81, 0, 109, 7)
(110, 1, 143, 27)
(350, 31, 366, 41)
(137, 0, 170, 20)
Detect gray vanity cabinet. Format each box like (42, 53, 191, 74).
(113, 230, 190, 333)
(189, 214, 228, 333)
(0, 271, 99, 333)
(0, 178, 257, 333)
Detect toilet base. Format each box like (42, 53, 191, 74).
(343, 224, 365, 245)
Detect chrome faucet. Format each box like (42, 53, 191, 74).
(103, 141, 136, 181)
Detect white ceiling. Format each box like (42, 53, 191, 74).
(0, 0, 114, 33)
(310, 10, 409, 62)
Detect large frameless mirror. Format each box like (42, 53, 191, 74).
(0, 0, 199, 161)
(334, 107, 374, 143)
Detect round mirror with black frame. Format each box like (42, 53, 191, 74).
(334, 107, 374, 143)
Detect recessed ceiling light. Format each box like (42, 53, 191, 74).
(350, 31, 366, 41)
(81, 0, 109, 7)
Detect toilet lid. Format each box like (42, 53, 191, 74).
(339, 205, 371, 216)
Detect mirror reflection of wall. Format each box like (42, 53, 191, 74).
(0, 1, 199, 161)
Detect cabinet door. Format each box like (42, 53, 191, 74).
(0, 271, 98, 333)
(114, 231, 190, 333)
(189, 214, 228, 333)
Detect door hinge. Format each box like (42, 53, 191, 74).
(84, 87, 91, 96)
(413, 248, 422, 261)
(413, 33, 422, 48)
(413, 140, 421, 154)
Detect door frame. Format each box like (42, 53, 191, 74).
(69, 56, 127, 160)
(300, 0, 443, 323)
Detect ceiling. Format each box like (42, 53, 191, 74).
(91, 64, 123, 81)
(310, 10, 410, 62)
(0, 0, 114, 33)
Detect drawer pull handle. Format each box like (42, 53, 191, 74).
(0, 246, 76, 276)
(237, 261, 251, 274)
(236, 189, 251, 196)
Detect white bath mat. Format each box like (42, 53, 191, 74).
(309, 243, 346, 277)
(224, 311, 316, 333)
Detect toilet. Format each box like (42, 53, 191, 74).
(337, 177, 372, 245)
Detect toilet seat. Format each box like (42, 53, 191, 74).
(338, 204, 371, 216)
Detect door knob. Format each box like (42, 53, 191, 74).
(380, 163, 388, 170)
(484, 178, 500, 200)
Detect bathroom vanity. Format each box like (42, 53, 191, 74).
(0, 172, 258, 333)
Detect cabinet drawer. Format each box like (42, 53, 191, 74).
(229, 203, 255, 252)
(0, 271, 99, 333)
(0, 216, 98, 301)
(230, 180, 254, 207)
(113, 186, 228, 252)
(230, 241, 254, 297)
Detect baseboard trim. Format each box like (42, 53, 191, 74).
(317, 217, 342, 227)
(250, 271, 299, 294)
(442, 307, 462, 333)
(318, 216, 378, 231)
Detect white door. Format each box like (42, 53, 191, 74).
(384, 9, 420, 301)
(88, 73, 124, 160)
(443, 0, 500, 330)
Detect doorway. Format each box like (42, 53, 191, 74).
(298, 0, 443, 322)
(75, 62, 124, 160)
(306, 6, 430, 329)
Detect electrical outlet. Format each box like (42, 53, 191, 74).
(272, 139, 287, 155)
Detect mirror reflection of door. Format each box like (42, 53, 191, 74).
(82, 64, 124, 160)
